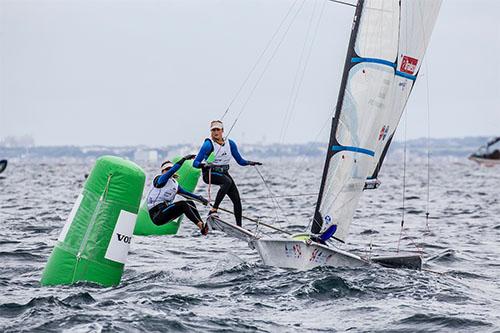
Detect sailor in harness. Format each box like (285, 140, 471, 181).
(147, 154, 210, 235)
(193, 120, 262, 226)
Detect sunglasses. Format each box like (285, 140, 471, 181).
(211, 128, 222, 132)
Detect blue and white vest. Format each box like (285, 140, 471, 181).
(146, 177, 179, 210)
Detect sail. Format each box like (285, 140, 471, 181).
(368, 0, 443, 179)
(312, 0, 442, 242)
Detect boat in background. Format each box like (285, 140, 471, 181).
(469, 137, 500, 166)
(0, 160, 7, 174)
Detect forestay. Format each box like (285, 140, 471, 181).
(312, 0, 442, 243)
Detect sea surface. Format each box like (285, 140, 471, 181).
(0, 156, 499, 332)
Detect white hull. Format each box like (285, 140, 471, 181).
(207, 216, 258, 247)
(252, 239, 369, 270)
(207, 216, 422, 270)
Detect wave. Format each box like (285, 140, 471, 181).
(292, 274, 365, 300)
(398, 313, 492, 329)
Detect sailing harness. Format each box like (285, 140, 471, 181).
(206, 165, 230, 202)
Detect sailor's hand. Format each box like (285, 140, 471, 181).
(199, 197, 209, 206)
(183, 154, 196, 160)
(248, 161, 262, 166)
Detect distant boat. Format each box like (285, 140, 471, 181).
(469, 137, 500, 166)
(0, 160, 7, 174)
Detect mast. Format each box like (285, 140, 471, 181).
(311, 0, 365, 236)
(487, 137, 500, 149)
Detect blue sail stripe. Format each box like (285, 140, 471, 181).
(351, 57, 395, 68)
(351, 57, 417, 81)
(332, 145, 375, 157)
(395, 70, 417, 81)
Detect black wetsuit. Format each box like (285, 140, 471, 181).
(202, 167, 242, 226)
(193, 139, 254, 227)
(149, 200, 203, 226)
(147, 158, 206, 227)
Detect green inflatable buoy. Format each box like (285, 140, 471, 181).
(41, 156, 145, 287)
(133, 157, 202, 236)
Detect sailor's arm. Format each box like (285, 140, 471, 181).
(154, 155, 195, 187)
(154, 164, 180, 187)
(193, 139, 213, 168)
(177, 186, 209, 205)
(229, 140, 261, 166)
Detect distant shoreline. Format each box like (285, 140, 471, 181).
(0, 136, 492, 160)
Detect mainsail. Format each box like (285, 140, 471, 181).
(312, 0, 442, 242)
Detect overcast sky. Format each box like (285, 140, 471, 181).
(0, 0, 498, 146)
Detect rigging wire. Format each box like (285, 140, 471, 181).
(415, 3, 434, 255)
(326, 0, 357, 7)
(218, 1, 311, 228)
(218, 0, 354, 232)
(425, 65, 431, 232)
(395, 3, 435, 255)
(420, 7, 432, 233)
(279, 0, 324, 143)
(397, 109, 408, 253)
(213, 205, 292, 235)
(208, 1, 307, 205)
(202, 0, 310, 234)
(223, 0, 308, 141)
(241, 192, 318, 201)
(402, 228, 423, 254)
(220, 0, 302, 120)
(397, 0, 407, 254)
(253, 166, 290, 224)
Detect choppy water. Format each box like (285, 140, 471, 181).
(0, 157, 499, 332)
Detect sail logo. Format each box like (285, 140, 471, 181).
(400, 55, 418, 75)
(378, 126, 389, 141)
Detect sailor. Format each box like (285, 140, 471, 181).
(147, 154, 210, 235)
(193, 120, 261, 226)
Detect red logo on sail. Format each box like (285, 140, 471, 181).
(400, 55, 418, 75)
(378, 126, 389, 141)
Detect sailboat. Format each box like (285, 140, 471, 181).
(0, 159, 7, 174)
(208, 0, 442, 270)
(469, 137, 500, 166)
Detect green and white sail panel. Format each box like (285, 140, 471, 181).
(311, 0, 442, 242)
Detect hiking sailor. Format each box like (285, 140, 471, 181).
(193, 120, 262, 226)
(147, 154, 210, 235)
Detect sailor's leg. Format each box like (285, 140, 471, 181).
(153, 201, 205, 231)
(205, 172, 233, 210)
(226, 176, 242, 227)
(151, 202, 184, 226)
(182, 200, 204, 225)
(180, 200, 208, 234)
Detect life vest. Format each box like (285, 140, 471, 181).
(208, 138, 232, 166)
(146, 176, 179, 210)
